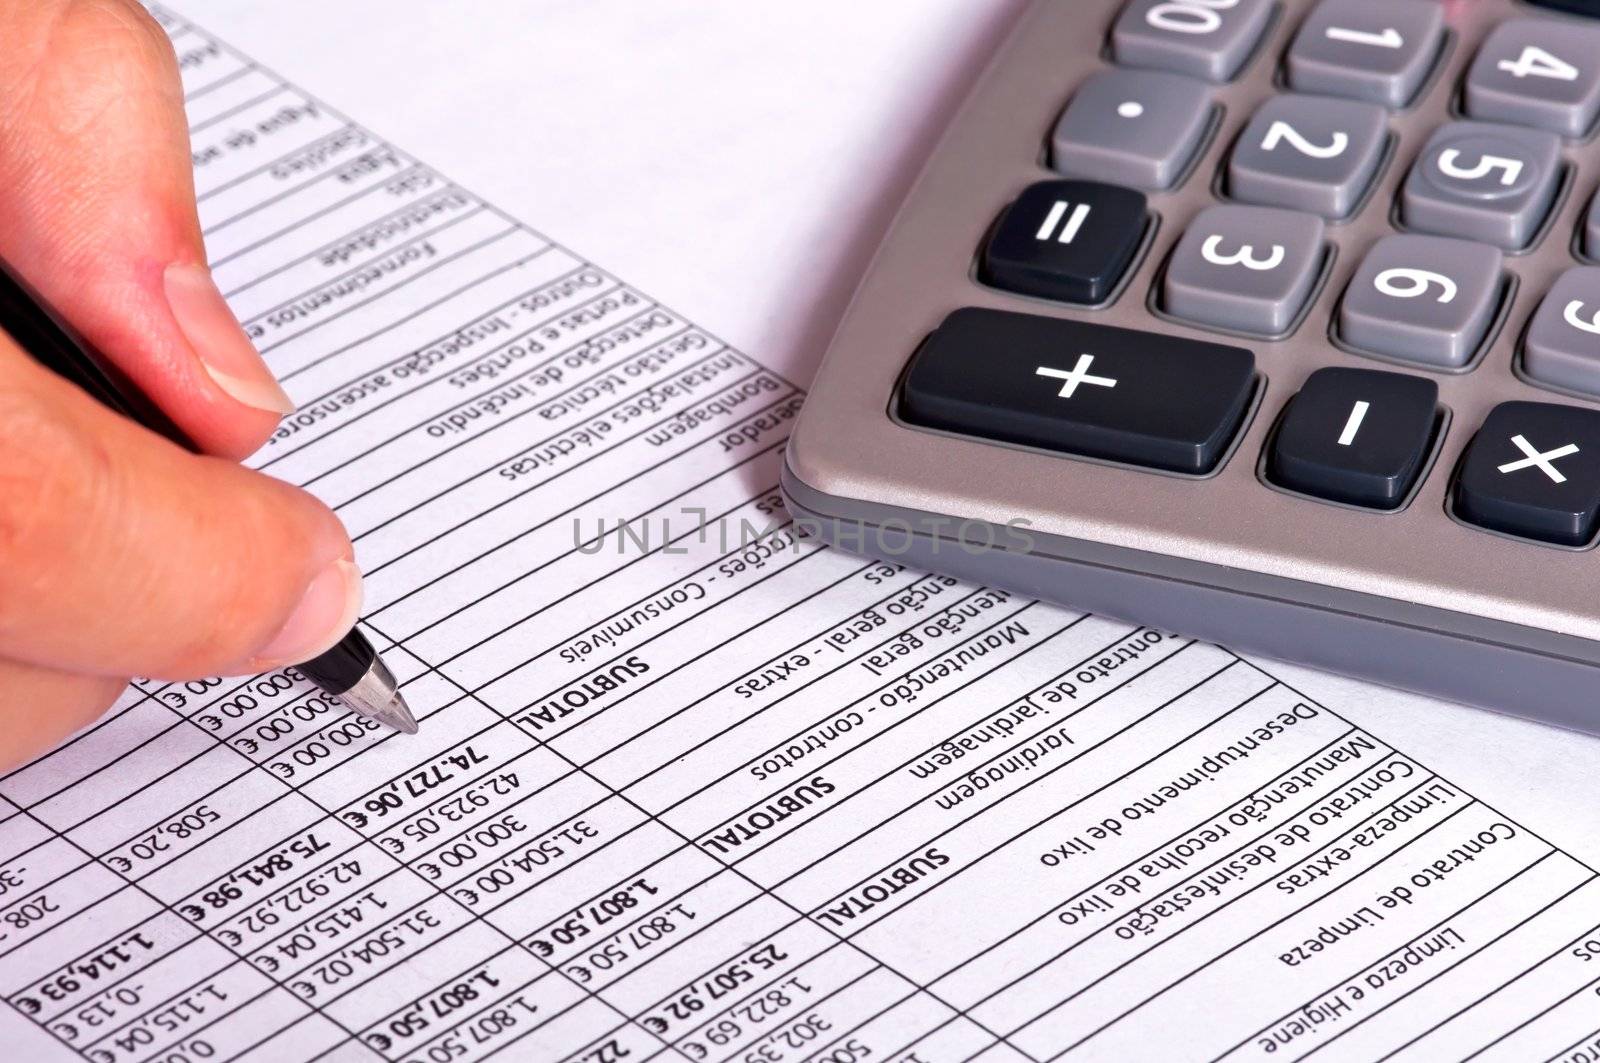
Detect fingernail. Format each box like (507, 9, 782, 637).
(164, 262, 296, 415)
(256, 559, 364, 667)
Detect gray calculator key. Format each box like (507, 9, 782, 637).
(1051, 69, 1212, 190)
(1400, 120, 1562, 250)
(1286, 0, 1444, 108)
(1523, 267, 1600, 396)
(1227, 94, 1388, 218)
(1339, 235, 1502, 368)
(1162, 205, 1325, 335)
(1464, 18, 1600, 137)
(1111, 0, 1276, 83)
(1586, 189, 1600, 259)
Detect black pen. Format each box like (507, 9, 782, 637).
(0, 259, 418, 735)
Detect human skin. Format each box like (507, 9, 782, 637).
(0, 0, 362, 769)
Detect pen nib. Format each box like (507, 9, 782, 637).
(373, 691, 421, 735)
(337, 656, 420, 735)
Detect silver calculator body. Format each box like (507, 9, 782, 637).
(783, 0, 1600, 734)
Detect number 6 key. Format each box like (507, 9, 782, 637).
(1338, 234, 1503, 369)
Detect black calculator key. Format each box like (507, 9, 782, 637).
(981, 180, 1147, 304)
(1453, 401, 1600, 547)
(900, 307, 1255, 474)
(1268, 368, 1437, 509)
(1527, 0, 1600, 16)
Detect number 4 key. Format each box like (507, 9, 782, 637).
(1465, 18, 1600, 137)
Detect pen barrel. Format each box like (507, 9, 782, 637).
(0, 258, 193, 449)
(296, 629, 378, 696)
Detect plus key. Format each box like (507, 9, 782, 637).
(1036, 355, 1117, 398)
(900, 308, 1255, 474)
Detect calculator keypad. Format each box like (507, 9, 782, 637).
(1161, 205, 1325, 335)
(1285, 0, 1444, 108)
(1522, 267, 1600, 397)
(1463, 18, 1600, 137)
(1400, 121, 1562, 250)
(982, 179, 1148, 304)
(1454, 401, 1600, 545)
(900, 309, 1255, 475)
(1050, 69, 1212, 190)
(902, 0, 1600, 551)
(1338, 235, 1502, 369)
(1110, 0, 1276, 83)
(1268, 367, 1437, 508)
(1226, 94, 1388, 218)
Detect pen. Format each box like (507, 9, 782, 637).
(0, 258, 419, 736)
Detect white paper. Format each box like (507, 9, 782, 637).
(2, 4, 1599, 1060)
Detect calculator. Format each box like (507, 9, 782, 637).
(782, 0, 1600, 734)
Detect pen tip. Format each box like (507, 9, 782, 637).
(385, 691, 420, 735)
(335, 654, 420, 734)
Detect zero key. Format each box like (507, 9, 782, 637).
(900, 308, 1255, 474)
(1112, 0, 1276, 82)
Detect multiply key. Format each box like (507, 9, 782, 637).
(1454, 401, 1600, 545)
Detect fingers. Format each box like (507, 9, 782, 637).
(0, 658, 126, 773)
(0, 344, 360, 679)
(0, 0, 293, 459)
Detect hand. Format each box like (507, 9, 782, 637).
(0, 1, 361, 769)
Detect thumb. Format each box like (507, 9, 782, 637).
(0, 345, 359, 680)
(0, 0, 293, 460)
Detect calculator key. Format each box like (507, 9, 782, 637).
(1162, 205, 1325, 335)
(1110, 0, 1276, 82)
(1268, 367, 1437, 508)
(981, 180, 1147, 304)
(1227, 94, 1388, 218)
(1527, 1, 1600, 18)
(1584, 187, 1600, 260)
(1464, 19, 1600, 137)
(1050, 69, 1212, 190)
(1523, 267, 1600, 397)
(1338, 235, 1502, 369)
(1454, 401, 1600, 546)
(1400, 121, 1562, 251)
(900, 308, 1255, 474)
(1285, 0, 1444, 108)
